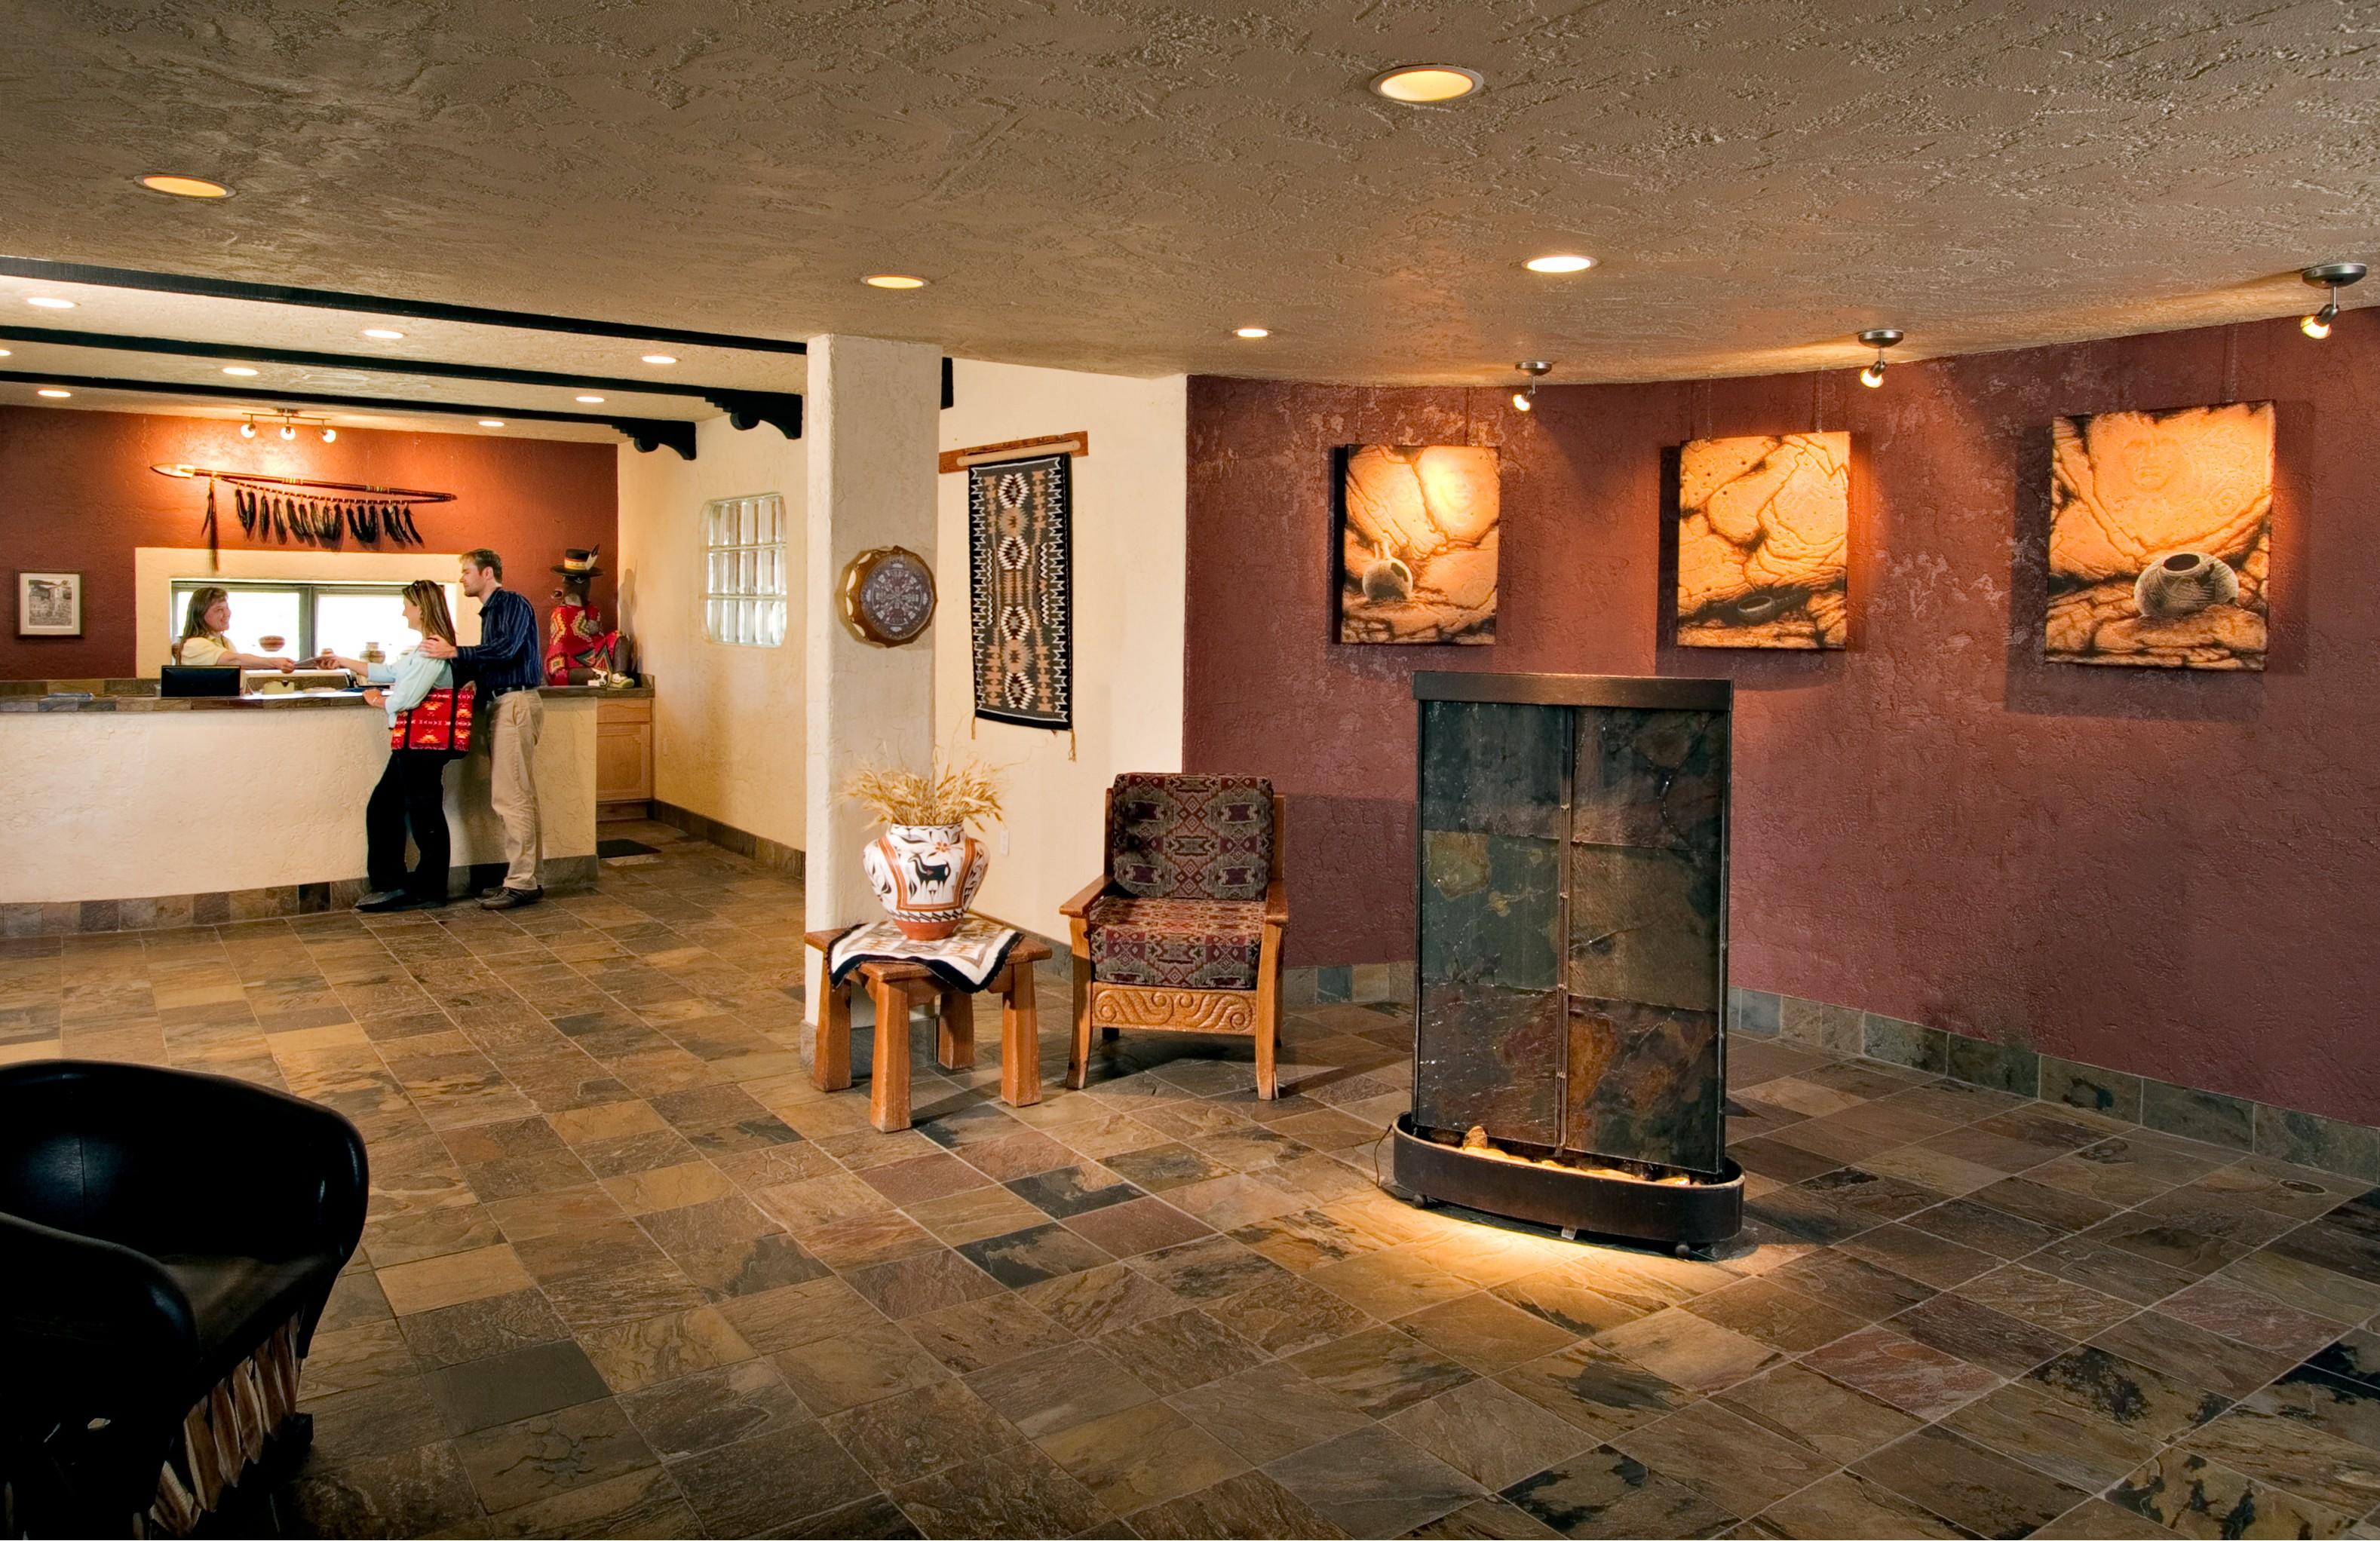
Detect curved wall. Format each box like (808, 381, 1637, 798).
(1183, 311, 2378, 1126)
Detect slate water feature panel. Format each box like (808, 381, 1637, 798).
(1414, 698, 1566, 1147)
(1566, 706, 1729, 1173)
(1570, 708, 1727, 854)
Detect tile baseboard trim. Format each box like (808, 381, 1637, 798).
(1284, 962, 1415, 1009)
(1736, 985, 2380, 1186)
(1, 854, 601, 938)
(1275, 962, 2380, 1185)
(649, 800, 805, 877)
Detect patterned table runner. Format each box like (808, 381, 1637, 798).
(827, 916, 1023, 991)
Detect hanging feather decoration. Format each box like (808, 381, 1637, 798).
(149, 464, 457, 553)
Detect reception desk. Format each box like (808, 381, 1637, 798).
(0, 685, 632, 932)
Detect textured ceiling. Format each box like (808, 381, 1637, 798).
(1, 0, 2373, 385)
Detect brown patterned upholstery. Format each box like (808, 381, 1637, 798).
(1108, 773, 1274, 901)
(1084, 894, 1263, 990)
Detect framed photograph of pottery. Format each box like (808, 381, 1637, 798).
(1675, 432, 1851, 648)
(2046, 401, 2274, 669)
(17, 570, 82, 636)
(1335, 444, 1499, 645)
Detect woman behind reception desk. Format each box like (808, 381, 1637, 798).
(173, 586, 297, 671)
(317, 581, 472, 911)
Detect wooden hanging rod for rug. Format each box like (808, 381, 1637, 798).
(938, 430, 1090, 474)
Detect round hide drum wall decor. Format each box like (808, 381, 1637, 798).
(839, 545, 937, 647)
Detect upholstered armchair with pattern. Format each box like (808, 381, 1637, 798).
(1060, 773, 1288, 1098)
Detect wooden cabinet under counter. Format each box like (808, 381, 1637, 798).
(597, 692, 652, 819)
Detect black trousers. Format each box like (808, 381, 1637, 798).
(365, 750, 456, 900)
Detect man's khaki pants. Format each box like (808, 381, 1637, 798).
(489, 691, 544, 891)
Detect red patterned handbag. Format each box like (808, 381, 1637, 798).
(391, 681, 477, 752)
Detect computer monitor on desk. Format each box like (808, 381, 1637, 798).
(159, 666, 240, 698)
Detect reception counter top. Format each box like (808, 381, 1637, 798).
(0, 681, 652, 713)
(2, 688, 603, 926)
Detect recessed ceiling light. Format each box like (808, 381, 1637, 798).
(863, 274, 928, 290)
(1524, 254, 1596, 274)
(26, 296, 76, 310)
(641, 354, 677, 366)
(1369, 65, 1483, 103)
(36, 388, 70, 398)
(222, 365, 259, 376)
(360, 327, 406, 340)
(575, 394, 605, 403)
(478, 419, 505, 428)
(139, 173, 232, 199)
(0, 349, 11, 358)
(1233, 327, 1271, 339)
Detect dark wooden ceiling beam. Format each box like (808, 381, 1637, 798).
(0, 369, 699, 459)
(0, 323, 762, 397)
(0, 323, 803, 440)
(0, 255, 808, 354)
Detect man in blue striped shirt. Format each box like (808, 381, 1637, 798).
(422, 548, 545, 907)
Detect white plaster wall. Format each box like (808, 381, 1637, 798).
(805, 337, 942, 949)
(0, 697, 597, 902)
(934, 362, 1188, 940)
(615, 422, 807, 850)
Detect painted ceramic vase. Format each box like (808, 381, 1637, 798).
(862, 823, 987, 941)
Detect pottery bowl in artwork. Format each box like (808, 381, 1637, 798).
(863, 823, 988, 940)
(2134, 550, 2240, 620)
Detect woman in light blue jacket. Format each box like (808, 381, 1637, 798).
(319, 580, 468, 911)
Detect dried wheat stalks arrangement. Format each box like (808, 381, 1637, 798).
(846, 756, 1006, 828)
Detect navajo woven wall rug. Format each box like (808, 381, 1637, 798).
(968, 452, 1074, 733)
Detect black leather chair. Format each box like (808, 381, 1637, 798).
(0, 1060, 367, 1536)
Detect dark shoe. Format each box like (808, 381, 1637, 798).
(480, 885, 544, 910)
(355, 889, 413, 912)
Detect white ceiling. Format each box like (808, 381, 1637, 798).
(0, 0, 2372, 386)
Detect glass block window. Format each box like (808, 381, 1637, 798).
(704, 493, 788, 647)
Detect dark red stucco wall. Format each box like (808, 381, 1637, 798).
(1184, 311, 2380, 1126)
(0, 406, 617, 679)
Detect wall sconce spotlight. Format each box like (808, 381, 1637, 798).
(279, 421, 297, 440)
(1857, 328, 1905, 388)
(240, 418, 257, 438)
(1512, 360, 1551, 412)
(2300, 262, 2365, 339)
(321, 426, 337, 443)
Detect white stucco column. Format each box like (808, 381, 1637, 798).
(803, 334, 941, 1020)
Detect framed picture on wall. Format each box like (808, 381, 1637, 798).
(1334, 444, 1500, 644)
(17, 571, 82, 636)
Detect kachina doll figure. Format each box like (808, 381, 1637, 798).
(544, 547, 621, 685)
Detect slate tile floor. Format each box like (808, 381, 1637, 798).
(9, 823, 2380, 1538)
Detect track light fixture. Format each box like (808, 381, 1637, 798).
(242, 409, 333, 441)
(1511, 360, 1551, 412)
(2300, 262, 2365, 339)
(1857, 329, 1905, 388)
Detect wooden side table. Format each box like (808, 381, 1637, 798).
(804, 928, 1054, 1132)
